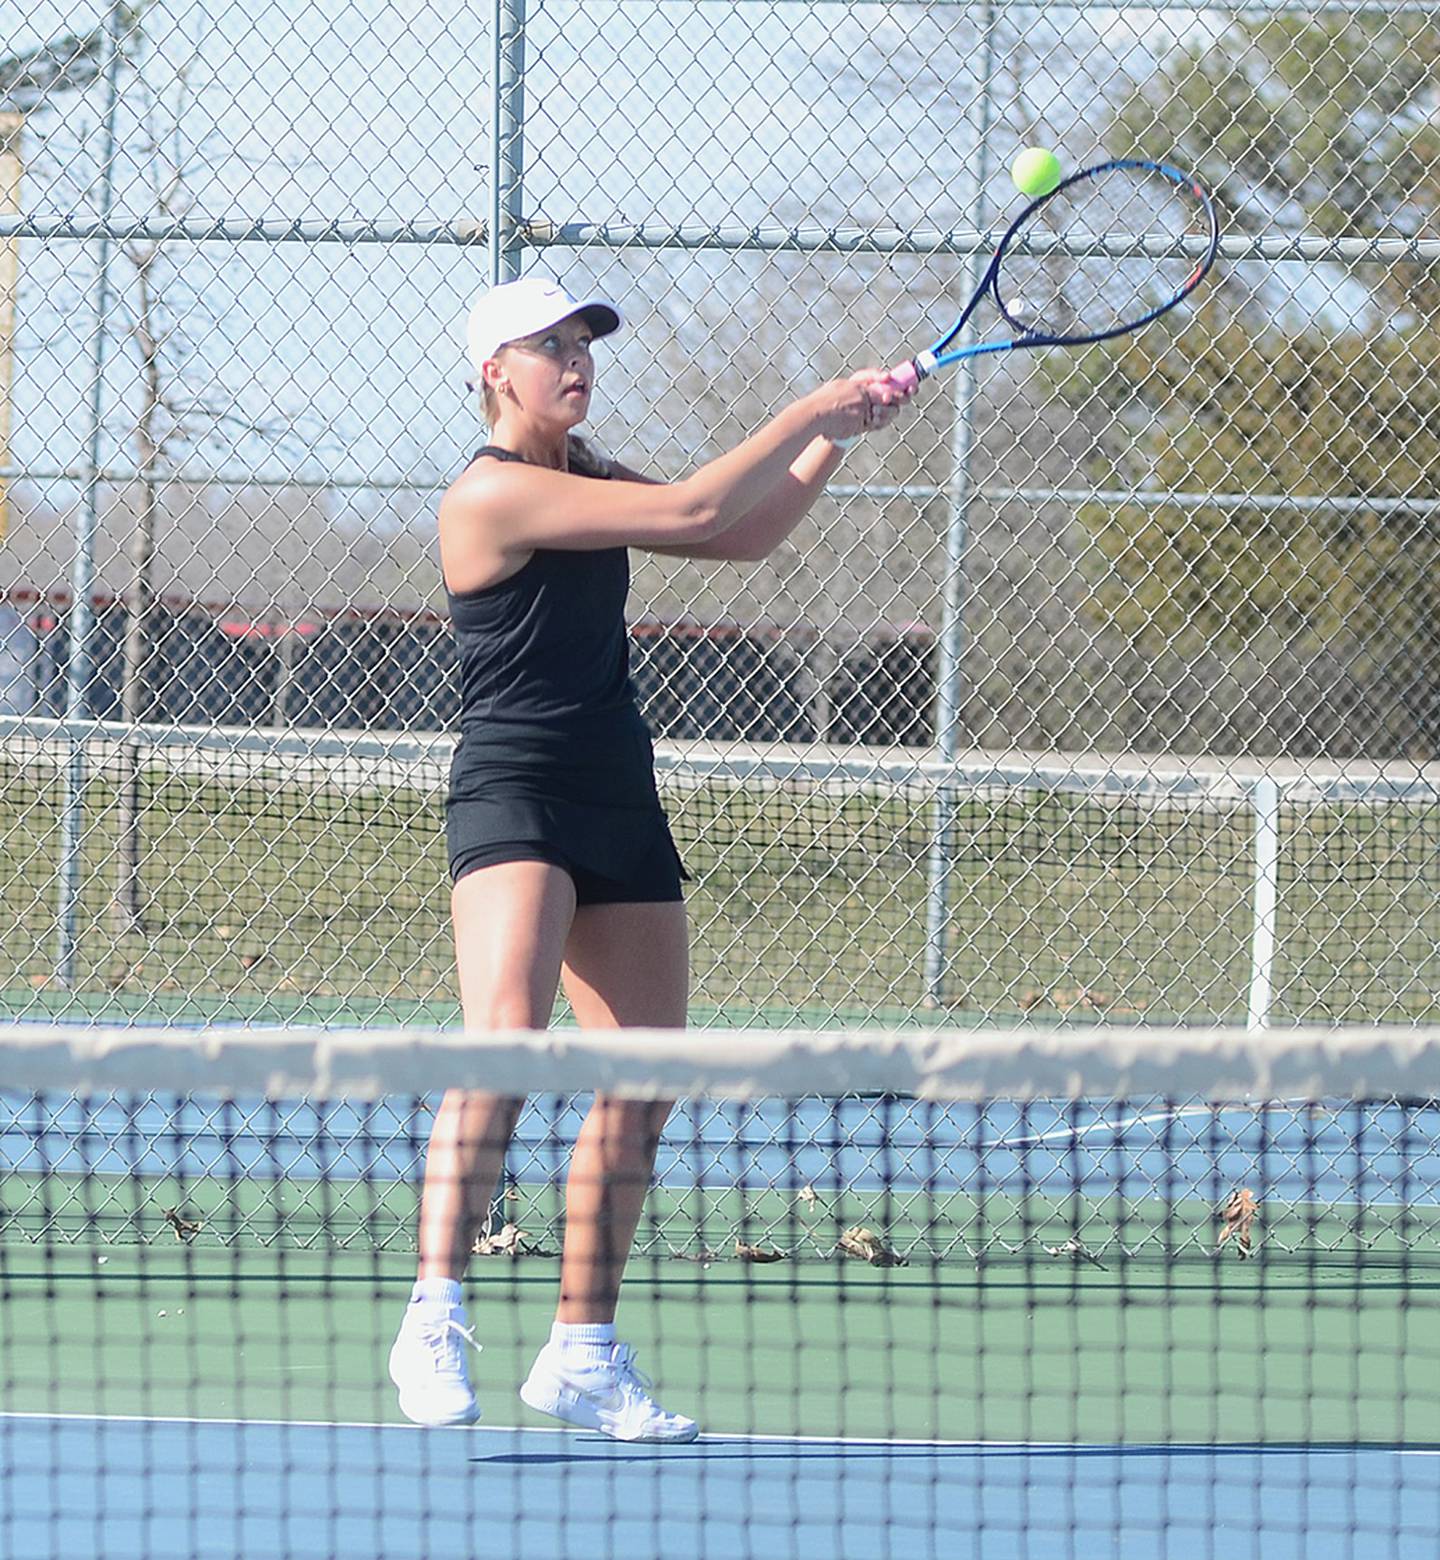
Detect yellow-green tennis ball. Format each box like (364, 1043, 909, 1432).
(1012, 148, 1062, 198)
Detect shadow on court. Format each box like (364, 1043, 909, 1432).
(474, 1434, 1440, 1466)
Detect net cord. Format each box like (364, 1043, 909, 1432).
(4, 1023, 1440, 1103)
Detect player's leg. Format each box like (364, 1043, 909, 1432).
(417, 861, 577, 1277)
(519, 894, 696, 1442)
(556, 898, 688, 1321)
(391, 860, 576, 1427)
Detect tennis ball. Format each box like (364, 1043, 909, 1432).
(1012, 147, 1062, 199)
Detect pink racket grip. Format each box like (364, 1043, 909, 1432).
(883, 359, 923, 394)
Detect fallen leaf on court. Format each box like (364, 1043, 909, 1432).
(163, 1209, 203, 1244)
(838, 1226, 907, 1267)
(735, 1241, 788, 1263)
(671, 1249, 720, 1267)
(1044, 1237, 1108, 1270)
(474, 1223, 524, 1256)
(1218, 1189, 1259, 1259)
(797, 1184, 827, 1218)
(473, 1223, 553, 1258)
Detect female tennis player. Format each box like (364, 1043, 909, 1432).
(388, 276, 912, 1440)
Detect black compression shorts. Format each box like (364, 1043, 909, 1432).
(447, 822, 686, 906)
(444, 714, 688, 906)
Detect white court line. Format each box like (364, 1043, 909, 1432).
(995, 1104, 1218, 1149)
(0, 1411, 1434, 1454)
(992, 1099, 1363, 1151)
(0, 1409, 1020, 1446)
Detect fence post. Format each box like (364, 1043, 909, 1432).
(0, 110, 21, 543)
(484, 0, 528, 1225)
(54, 0, 126, 987)
(490, 0, 527, 289)
(1246, 775, 1282, 1032)
(922, 1, 998, 1008)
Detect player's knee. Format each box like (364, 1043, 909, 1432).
(463, 991, 552, 1031)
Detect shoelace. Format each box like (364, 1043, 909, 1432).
(417, 1315, 481, 1376)
(606, 1343, 654, 1398)
(590, 1346, 685, 1440)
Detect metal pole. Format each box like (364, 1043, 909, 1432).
(484, 0, 527, 1229)
(0, 111, 22, 544)
(490, 0, 527, 288)
(922, 2, 999, 1007)
(1246, 776, 1281, 1032)
(54, 0, 126, 986)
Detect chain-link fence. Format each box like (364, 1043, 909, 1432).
(2, 0, 1439, 1028)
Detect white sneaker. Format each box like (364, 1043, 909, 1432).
(388, 1300, 483, 1427)
(519, 1341, 698, 1443)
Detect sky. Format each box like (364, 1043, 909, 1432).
(2, 0, 1201, 507)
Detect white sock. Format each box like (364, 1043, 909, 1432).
(551, 1320, 616, 1364)
(410, 1277, 463, 1309)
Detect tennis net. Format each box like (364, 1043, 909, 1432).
(2, 1022, 1438, 1559)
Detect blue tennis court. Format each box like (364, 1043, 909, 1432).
(3, 1414, 1436, 1560)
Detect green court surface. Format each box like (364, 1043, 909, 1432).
(3, 1246, 1436, 1446)
(0, 983, 974, 1034)
(3, 1172, 1436, 1285)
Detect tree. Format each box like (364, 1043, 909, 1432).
(1067, 16, 1440, 752)
(1084, 310, 1440, 648)
(1, 15, 146, 541)
(106, 54, 319, 932)
(1113, 13, 1440, 318)
(7, 14, 317, 931)
(0, 17, 136, 110)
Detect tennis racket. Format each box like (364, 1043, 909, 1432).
(885, 158, 1219, 392)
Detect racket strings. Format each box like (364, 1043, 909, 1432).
(997, 166, 1211, 340)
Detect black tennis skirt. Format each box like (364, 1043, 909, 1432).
(445, 710, 688, 906)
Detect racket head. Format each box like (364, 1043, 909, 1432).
(950, 158, 1217, 356)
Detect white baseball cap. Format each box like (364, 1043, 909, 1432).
(465, 277, 623, 380)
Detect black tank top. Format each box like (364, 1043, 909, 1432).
(446, 445, 637, 729)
